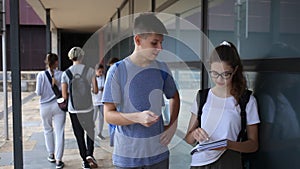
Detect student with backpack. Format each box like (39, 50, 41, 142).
(35, 53, 66, 169)
(102, 13, 180, 168)
(61, 47, 98, 169)
(184, 41, 260, 169)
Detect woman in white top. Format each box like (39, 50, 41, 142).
(35, 53, 66, 168)
(185, 41, 260, 169)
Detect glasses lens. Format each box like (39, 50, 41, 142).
(222, 72, 232, 79)
(209, 71, 219, 78)
(209, 71, 232, 79)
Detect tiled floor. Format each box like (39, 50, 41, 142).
(0, 92, 193, 169)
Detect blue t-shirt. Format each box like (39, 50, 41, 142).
(102, 57, 177, 167)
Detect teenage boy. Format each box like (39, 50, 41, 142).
(102, 13, 180, 169)
(61, 47, 98, 169)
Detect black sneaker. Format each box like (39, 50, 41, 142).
(86, 156, 98, 168)
(47, 154, 55, 163)
(56, 161, 64, 169)
(97, 134, 105, 140)
(82, 161, 91, 169)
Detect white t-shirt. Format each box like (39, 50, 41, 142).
(189, 89, 260, 166)
(92, 75, 105, 106)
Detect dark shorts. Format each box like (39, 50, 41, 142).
(191, 150, 242, 169)
(115, 158, 169, 169)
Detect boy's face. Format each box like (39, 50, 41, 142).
(136, 33, 164, 61)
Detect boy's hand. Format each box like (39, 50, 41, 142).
(139, 111, 159, 127)
(160, 122, 177, 146)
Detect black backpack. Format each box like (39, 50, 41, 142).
(66, 66, 92, 111)
(196, 88, 252, 168)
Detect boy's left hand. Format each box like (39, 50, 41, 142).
(160, 123, 177, 146)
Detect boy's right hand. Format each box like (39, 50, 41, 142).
(139, 110, 159, 127)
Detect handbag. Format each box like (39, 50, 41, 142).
(45, 70, 68, 112)
(57, 98, 68, 112)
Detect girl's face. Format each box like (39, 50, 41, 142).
(210, 61, 234, 89)
(50, 60, 59, 69)
(96, 68, 104, 76)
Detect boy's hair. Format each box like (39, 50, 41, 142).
(133, 13, 168, 36)
(68, 47, 85, 61)
(108, 57, 120, 65)
(95, 63, 104, 70)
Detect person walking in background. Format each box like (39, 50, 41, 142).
(102, 13, 180, 169)
(93, 63, 106, 140)
(61, 47, 98, 169)
(35, 53, 66, 169)
(184, 41, 260, 169)
(106, 57, 120, 74)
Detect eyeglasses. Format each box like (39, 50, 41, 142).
(209, 70, 233, 79)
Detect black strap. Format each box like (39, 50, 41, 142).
(45, 70, 52, 84)
(197, 88, 210, 127)
(65, 69, 73, 108)
(65, 69, 73, 81)
(237, 89, 252, 142)
(45, 70, 61, 98)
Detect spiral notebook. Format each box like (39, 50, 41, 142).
(190, 139, 227, 155)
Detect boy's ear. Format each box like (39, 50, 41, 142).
(134, 35, 141, 46)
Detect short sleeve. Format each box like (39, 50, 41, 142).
(246, 95, 261, 125)
(190, 97, 198, 115)
(102, 64, 122, 104)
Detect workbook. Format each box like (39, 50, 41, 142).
(190, 139, 227, 155)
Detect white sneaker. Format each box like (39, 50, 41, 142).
(47, 154, 55, 163)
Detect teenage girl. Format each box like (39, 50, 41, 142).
(35, 53, 66, 168)
(185, 41, 260, 169)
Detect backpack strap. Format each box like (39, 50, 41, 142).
(81, 65, 89, 80)
(45, 70, 61, 98)
(157, 61, 168, 81)
(45, 70, 52, 83)
(115, 60, 127, 90)
(196, 88, 210, 127)
(65, 69, 73, 81)
(237, 89, 252, 142)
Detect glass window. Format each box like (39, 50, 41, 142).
(156, 0, 168, 8)
(250, 71, 300, 168)
(120, 2, 130, 33)
(208, 0, 300, 59)
(134, 0, 151, 13)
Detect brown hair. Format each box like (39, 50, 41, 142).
(133, 13, 168, 36)
(45, 53, 58, 69)
(209, 41, 247, 103)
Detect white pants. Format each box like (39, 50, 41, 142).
(40, 99, 66, 161)
(93, 105, 104, 136)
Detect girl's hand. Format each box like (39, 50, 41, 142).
(192, 128, 209, 143)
